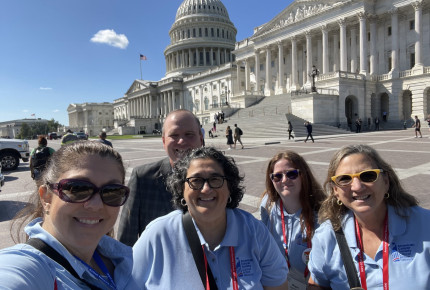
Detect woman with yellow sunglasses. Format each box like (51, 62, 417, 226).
(307, 144, 430, 289)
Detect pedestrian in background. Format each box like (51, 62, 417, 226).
(97, 131, 113, 147)
(233, 123, 244, 149)
(226, 125, 234, 150)
(304, 121, 314, 143)
(412, 115, 422, 138)
(61, 129, 78, 146)
(287, 121, 294, 140)
(29, 136, 55, 180)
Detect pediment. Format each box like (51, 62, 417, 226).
(125, 80, 150, 95)
(252, 0, 349, 38)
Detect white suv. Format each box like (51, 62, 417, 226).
(0, 138, 30, 171)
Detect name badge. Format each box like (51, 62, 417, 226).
(302, 248, 311, 264)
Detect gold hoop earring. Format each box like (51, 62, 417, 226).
(384, 192, 390, 199)
(336, 199, 343, 206)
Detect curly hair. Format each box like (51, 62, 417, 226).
(261, 150, 326, 241)
(319, 144, 418, 231)
(167, 146, 245, 212)
(11, 141, 126, 243)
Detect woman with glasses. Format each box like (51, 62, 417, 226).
(131, 147, 288, 289)
(260, 151, 326, 289)
(308, 144, 430, 289)
(0, 141, 134, 289)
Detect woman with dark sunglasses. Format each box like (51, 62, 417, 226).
(0, 141, 134, 289)
(260, 151, 326, 289)
(308, 144, 430, 289)
(131, 147, 288, 289)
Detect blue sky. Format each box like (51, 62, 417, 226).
(0, 0, 293, 126)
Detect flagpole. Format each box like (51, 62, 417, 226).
(140, 58, 143, 80)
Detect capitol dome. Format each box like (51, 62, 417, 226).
(164, 0, 237, 78)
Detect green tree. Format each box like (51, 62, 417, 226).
(18, 123, 31, 139)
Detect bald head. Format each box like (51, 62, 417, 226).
(162, 110, 203, 165)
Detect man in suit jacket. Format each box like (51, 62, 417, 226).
(117, 109, 203, 246)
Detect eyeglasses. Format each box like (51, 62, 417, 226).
(47, 179, 130, 207)
(185, 176, 227, 190)
(331, 169, 383, 187)
(270, 169, 300, 182)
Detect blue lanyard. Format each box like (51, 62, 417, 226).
(75, 251, 117, 290)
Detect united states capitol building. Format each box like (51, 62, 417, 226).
(69, 0, 430, 135)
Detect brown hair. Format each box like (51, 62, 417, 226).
(261, 151, 326, 241)
(11, 141, 126, 243)
(319, 144, 418, 230)
(38, 136, 47, 147)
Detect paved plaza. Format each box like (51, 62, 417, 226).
(0, 128, 429, 249)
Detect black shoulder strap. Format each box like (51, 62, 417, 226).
(182, 212, 218, 290)
(26, 238, 102, 290)
(334, 227, 362, 289)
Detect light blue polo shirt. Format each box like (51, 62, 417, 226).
(308, 205, 430, 289)
(0, 218, 134, 289)
(260, 195, 316, 285)
(131, 209, 288, 289)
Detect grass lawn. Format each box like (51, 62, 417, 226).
(89, 134, 161, 140)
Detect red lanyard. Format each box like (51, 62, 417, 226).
(279, 199, 311, 278)
(203, 245, 238, 290)
(354, 213, 389, 290)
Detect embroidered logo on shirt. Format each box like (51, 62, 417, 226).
(391, 243, 414, 262)
(236, 257, 254, 277)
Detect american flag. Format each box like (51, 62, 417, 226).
(140, 54, 147, 60)
(31, 113, 35, 116)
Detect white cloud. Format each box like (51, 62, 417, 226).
(23, 109, 29, 113)
(40, 87, 52, 90)
(53, 109, 60, 113)
(90, 29, 129, 49)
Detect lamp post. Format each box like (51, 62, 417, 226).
(309, 65, 319, 93)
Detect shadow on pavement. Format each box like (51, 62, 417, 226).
(0, 200, 31, 222)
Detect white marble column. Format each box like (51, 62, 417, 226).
(333, 33, 339, 71)
(305, 31, 312, 85)
(339, 18, 347, 71)
(164, 92, 168, 115)
(254, 50, 260, 93)
(224, 49, 227, 64)
(358, 12, 368, 74)
(321, 25, 329, 74)
(265, 47, 272, 95)
(390, 8, 399, 73)
(217, 48, 220, 65)
(369, 16, 377, 75)
(350, 27, 357, 73)
(413, 1, 423, 67)
(277, 41, 285, 92)
(291, 37, 299, 91)
(245, 59, 250, 91)
(236, 61, 241, 92)
(210, 48, 214, 66)
(203, 48, 207, 66)
(149, 95, 152, 117)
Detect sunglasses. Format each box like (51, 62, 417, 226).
(331, 169, 383, 187)
(47, 179, 130, 207)
(270, 169, 300, 182)
(185, 176, 227, 190)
